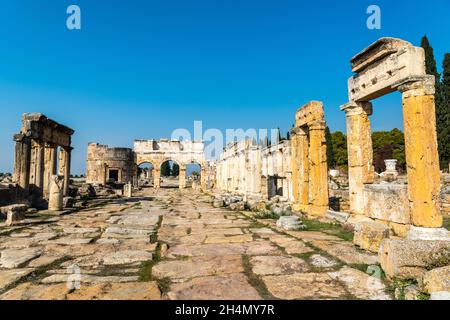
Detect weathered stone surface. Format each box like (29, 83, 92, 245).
(430, 291, 450, 300)
(353, 221, 390, 253)
(309, 254, 339, 269)
(276, 216, 305, 231)
(168, 274, 261, 300)
(40, 274, 139, 284)
(0, 248, 42, 269)
(328, 267, 391, 300)
(379, 239, 450, 279)
(0, 283, 69, 300)
(262, 273, 348, 300)
(312, 240, 378, 265)
(1, 204, 28, 226)
(67, 282, 161, 300)
(363, 184, 411, 224)
(204, 234, 253, 244)
(102, 250, 152, 265)
(0, 269, 34, 291)
(422, 266, 450, 294)
(407, 226, 450, 241)
(326, 210, 349, 224)
(152, 255, 243, 280)
(285, 231, 343, 242)
(250, 256, 309, 276)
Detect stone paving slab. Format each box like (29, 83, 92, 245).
(167, 273, 262, 300)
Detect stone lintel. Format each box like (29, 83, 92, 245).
(295, 101, 324, 128)
(351, 37, 412, 73)
(308, 120, 326, 131)
(291, 127, 308, 136)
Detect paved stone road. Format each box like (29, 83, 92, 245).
(0, 188, 391, 300)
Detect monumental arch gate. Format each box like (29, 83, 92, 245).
(134, 140, 206, 189)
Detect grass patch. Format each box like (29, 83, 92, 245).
(443, 216, 450, 231)
(186, 227, 192, 235)
(156, 277, 172, 295)
(241, 255, 276, 300)
(301, 218, 354, 242)
(254, 211, 280, 220)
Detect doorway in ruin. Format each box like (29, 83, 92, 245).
(267, 176, 284, 199)
(186, 162, 201, 190)
(107, 169, 120, 183)
(160, 160, 180, 189)
(137, 162, 154, 187)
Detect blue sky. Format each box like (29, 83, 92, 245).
(0, 0, 449, 174)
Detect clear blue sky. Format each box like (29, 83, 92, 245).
(0, 0, 449, 174)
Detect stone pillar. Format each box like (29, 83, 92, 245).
(48, 175, 64, 211)
(308, 120, 329, 216)
(291, 127, 309, 212)
(398, 76, 442, 228)
(200, 167, 207, 191)
(179, 165, 187, 189)
(35, 141, 45, 191)
(43, 144, 57, 198)
(153, 168, 161, 189)
(13, 135, 32, 190)
(341, 101, 374, 215)
(58, 147, 72, 196)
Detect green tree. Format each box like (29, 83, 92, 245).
(330, 131, 348, 169)
(441, 53, 450, 170)
(325, 127, 335, 168)
(422, 36, 448, 169)
(372, 129, 405, 173)
(161, 161, 171, 177)
(172, 163, 180, 177)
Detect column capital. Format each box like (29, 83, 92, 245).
(309, 120, 326, 131)
(394, 75, 435, 98)
(291, 126, 308, 136)
(340, 101, 373, 116)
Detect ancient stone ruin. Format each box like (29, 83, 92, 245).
(11, 113, 74, 207)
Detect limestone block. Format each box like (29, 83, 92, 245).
(353, 221, 390, 253)
(363, 184, 411, 224)
(407, 226, 450, 241)
(123, 182, 132, 198)
(1, 204, 28, 226)
(48, 175, 64, 211)
(422, 266, 450, 294)
(276, 216, 305, 231)
(379, 239, 450, 279)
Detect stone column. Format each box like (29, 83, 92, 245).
(398, 76, 442, 228)
(58, 147, 72, 196)
(153, 168, 161, 189)
(43, 144, 57, 198)
(291, 127, 310, 212)
(48, 175, 64, 211)
(341, 101, 374, 215)
(179, 165, 187, 189)
(35, 141, 45, 191)
(200, 167, 207, 191)
(13, 135, 32, 190)
(308, 120, 329, 216)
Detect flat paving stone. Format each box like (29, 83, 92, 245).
(250, 256, 309, 276)
(167, 273, 262, 300)
(0, 269, 35, 291)
(262, 273, 349, 300)
(0, 248, 43, 269)
(67, 282, 161, 300)
(311, 240, 378, 265)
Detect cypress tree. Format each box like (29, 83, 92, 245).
(325, 127, 334, 169)
(421, 36, 447, 169)
(442, 54, 450, 170)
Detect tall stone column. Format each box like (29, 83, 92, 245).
(13, 135, 32, 190)
(341, 101, 374, 215)
(179, 165, 187, 189)
(58, 147, 72, 196)
(291, 127, 310, 212)
(153, 168, 161, 189)
(308, 120, 329, 216)
(200, 167, 207, 191)
(43, 144, 57, 198)
(35, 141, 45, 191)
(398, 76, 442, 228)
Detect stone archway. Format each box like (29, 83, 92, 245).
(134, 139, 206, 190)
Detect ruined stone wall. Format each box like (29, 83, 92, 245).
(86, 143, 136, 185)
(216, 139, 293, 201)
